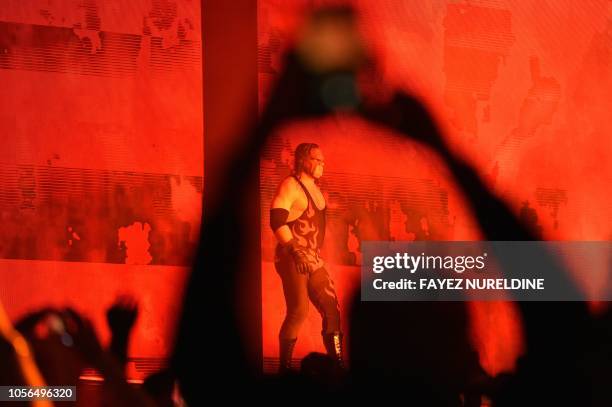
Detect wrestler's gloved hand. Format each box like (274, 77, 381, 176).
(286, 239, 312, 274)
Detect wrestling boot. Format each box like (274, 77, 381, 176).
(322, 331, 345, 370)
(278, 337, 297, 374)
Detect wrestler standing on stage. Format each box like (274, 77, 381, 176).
(270, 143, 343, 373)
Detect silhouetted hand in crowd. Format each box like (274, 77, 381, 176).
(107, 296, 139, 334)
(15, 308, 90, 386)
(60, 308, 155, 406)
(106, 296, 139, 366)
(15, 307, 155, 406)
(62, 308, 106, 365)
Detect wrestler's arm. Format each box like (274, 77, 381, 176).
(270, 177, 297, 244)
(270, 178, 311, 274)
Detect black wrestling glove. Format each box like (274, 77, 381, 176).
(286, 239, 312, 274)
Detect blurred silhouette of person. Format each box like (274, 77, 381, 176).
(299, 352, 339, 388)
(350, 301, 487, 406)
(174, 5, 603, 406)
(143, 368, 177, 407)
(270, 143, 343, 373)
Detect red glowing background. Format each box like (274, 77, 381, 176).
(0, 0, 202, 380)
(259, 0, 612, 375)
